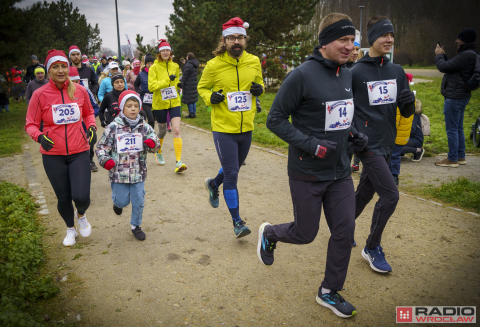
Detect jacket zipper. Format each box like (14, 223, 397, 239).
(60, 88, 69, 155)
(236, 59, 242, 133)
(166, 61, 172, 108)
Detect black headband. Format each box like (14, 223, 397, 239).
(367, 19, 394, 46)
(318, 19, 356, 47)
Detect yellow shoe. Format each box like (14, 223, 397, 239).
(175, 161, 187, 173)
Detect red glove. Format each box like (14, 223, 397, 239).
(144, 139, 155, 148)
(104, 159, 115, 170)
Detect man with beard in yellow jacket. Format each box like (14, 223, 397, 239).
(148, 39, 186, 173)
(198, 17, 264, 238)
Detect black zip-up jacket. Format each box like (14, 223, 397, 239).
(76, 64, 99, 95)
(435, 43, 477, 99)
(266, 46, 357, 182)
(351, 54, 415, 157)
(99, 89, 123, 125)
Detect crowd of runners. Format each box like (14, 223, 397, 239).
(21, 11, 476, 319)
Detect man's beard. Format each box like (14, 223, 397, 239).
(228, 44, 244, 57)
(72, 59, 82, 65)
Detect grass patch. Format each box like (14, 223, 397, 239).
(0, 99, 29, 157)
(411, 76, 480, 155)
(422, 177, 480, 213)
(402, 64, 438, 69)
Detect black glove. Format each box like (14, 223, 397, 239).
(169, 74, 176, 81)
(210, 89, 225, 104)
(38, 134, 54, 151)
(250, 82, 263, 96)
(257, 106, 262, 113)
(398, 89, 415, 105)
(139, 110, 147, 119)
(348, 132, 368, 152)
(88, 126, 97, 145)
(314, 140, 337, 159)
(177, 82, 183, 89)
(101, 121, 106, 128)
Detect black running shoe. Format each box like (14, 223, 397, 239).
(132, 226, 146, 240)
(90, 161, 98, 172)
(113, 205, 122, 215)
(316, 288, 357, 318)
(257, 223, 276, 265)
(233, 219, 251, 238)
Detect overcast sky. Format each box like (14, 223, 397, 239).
(17, 0, 174, 51)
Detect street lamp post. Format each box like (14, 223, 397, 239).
(359, 6, 365, 48)
(115, 0, 121, 60)
(155, 25, 159, 40)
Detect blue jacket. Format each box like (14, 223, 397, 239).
(134, 70, 151, 98)
(409, 113, 424, 149)
(98, 76, 128, 103)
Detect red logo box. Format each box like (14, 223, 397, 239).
(397, 307, 413, 323)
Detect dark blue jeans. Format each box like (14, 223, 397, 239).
(187, 103, 197, 114)
(444, 98, 470, 161)
(389, 144, 404, 176)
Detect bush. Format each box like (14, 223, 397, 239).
(0, 182, 59, 326)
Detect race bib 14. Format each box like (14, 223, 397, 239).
(226, 91, 252, 112)
(325, 99, 354, 131)
(367, 79, 397, 106)
(116, 133, 143, 153)
(161, 86, 177, 101)
(52, 103, 80, 125)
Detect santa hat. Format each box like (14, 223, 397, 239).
(82, 59, 89, 64)
(119, 90, 142, 112)
(222, 17, 249, 37)
(405, 73, 414, 85)
(82, 54, 87, 59)
(69, 45, 81, 57)
(69, 67, 80, 80)
(45, 49, 69, 72)
(132, 59, 141, 67)
(93, 56, 98, 61)
(157, 39, 171, 52)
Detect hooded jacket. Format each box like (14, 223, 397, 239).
(198, 51, 264, 134)
(351, 54, 415, 157)
(180, 59, 199, 104)
(134, 70, 152, 102)
(148, 59, 181, 110)
(25, 78, 96, 156)
(99, 89, 124, 125)
(435, 43, 477, 99)
(95, 115, 160, 183)
(394, 98, 422, 145)
(266, 46, 356, 182)
(76, 64, 99, 94)
(25, 78, 48, 104)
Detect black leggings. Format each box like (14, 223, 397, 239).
(142, 103, 155, 129)
(153, 106, 181, 123)
(42, 151, 91, 228)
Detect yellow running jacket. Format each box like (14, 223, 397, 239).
(148, 59, 181, 110)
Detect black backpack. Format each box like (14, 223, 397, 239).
(463, 50, 480, 91)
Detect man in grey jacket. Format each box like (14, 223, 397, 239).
(435, 28, 477, 167)
(25, 66, 48, 104)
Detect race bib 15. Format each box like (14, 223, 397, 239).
(367, 79, 397, 106)
(325, 99, 354, 131)
(52, 103, 81, 125)
(161, 86, 177, 101)
(116, 133, 143, 153)
(143, 93, 153, 104)
(226, 91, 252, 112)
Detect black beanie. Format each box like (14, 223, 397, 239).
(144, 53, 154, 65)
(111, 73, 124, 86)
(458, 28, 476, 43)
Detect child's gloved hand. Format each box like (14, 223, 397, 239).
(144, 139, 155, 148)
(104, 159, 115, 170)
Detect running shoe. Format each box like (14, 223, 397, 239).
(233, 219, 251, 238)
(316, 288, 357, 318)
(412, 148, 424, 162)
(63, 227, 78, 246)
(131, 226, 146, 241)
(257, 223, 276, 265)
(155, 153, 165, 165)
(393, 175, 399, 186)
(204, 178, 219, 208)
(175, 161, 187, 173)
(362, 246, 392, 273)
(351, 164, 359, 172)
(90, 161, 98, 172)
(75, 210, 91, 237)
(353, 240, 356, 247)
(113, 205, 123, 215)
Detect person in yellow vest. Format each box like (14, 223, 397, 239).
(148, 39, 186, 173)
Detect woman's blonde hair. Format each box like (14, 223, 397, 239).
(67, 76, 77, 101)
(123, 64, 132, 77)
(98, 69, 110, 84)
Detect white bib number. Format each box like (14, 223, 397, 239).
(116, 133, 143, 153)
(325, 99, 354, 131)
(161, 86, 177, 101)
(52, 103, 81, 125)
(367, 79, 397, 106)
(143, 93, 153, 104)
(226, 91, 252, 112)
(81, 79, 90, 90)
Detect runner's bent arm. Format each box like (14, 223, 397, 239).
(435, 52, 471, 74)
(98, 80, 106, 103)
(148, 66, 170, 91)
(266, 70, 320, 156)
(134, 73, 141, 94)
(397, 67, 415, 118)
(25, 90, 44, 142)
(144, 124, 160, 153)
(95, 125, 115, 166)
(197, 62, 215, 106)
(99, 96, 109, 125)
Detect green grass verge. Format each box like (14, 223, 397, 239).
(0, 100, 29, 157)
(402, 64, 438, 69)
(422, 177, 480, 213)
(412, 76, 480, 155)
(0, 181, 60, 326)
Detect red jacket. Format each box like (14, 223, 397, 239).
(25, 78, 96, 155)
(6, 69, 22, 84)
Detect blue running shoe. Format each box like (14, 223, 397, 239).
(233, 219, 251, 238)
(257, 223, 276, 265)
(353, 240, 356, 247)
(362, 246, 392, 273)
(204, 178, 219, 208)
(316, 288, 357, 318)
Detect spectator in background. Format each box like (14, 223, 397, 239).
(345, 38, 360, 68)
(7, 66, 23, 101)
(0, 76, 9, 113)
(96, 55, 108, 75)
(434, 28, 477, 167)
(402, 99, 425, 161)
(24, 55, 44, 84)
(25, 66, 48, 104)
(181, 52, 199, 118)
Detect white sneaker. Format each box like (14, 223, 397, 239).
(75, 210, 92, 237)
(63, 228, 78, 246)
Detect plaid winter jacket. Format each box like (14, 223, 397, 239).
(95, 115, 160, 183)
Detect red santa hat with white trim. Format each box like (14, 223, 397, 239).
(157, 39, 171, 52)
(68, 67, 80, 80)
(119, 90, 142, 112)
(69, 45, 81, 57)
(82, 54, 88, 59)
(222, 17, 249, 37)
(45, 49, 70, 72)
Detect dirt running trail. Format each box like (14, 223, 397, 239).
(15, 119, 480, 326)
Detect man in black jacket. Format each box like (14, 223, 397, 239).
(435, 28, 477, 167)
(96, 56, 108, 75)
(69, 45, 99, 95)
(24, 55, 44, 84)
(260, 13, 368, 319)
(351, 16, 415, 274)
